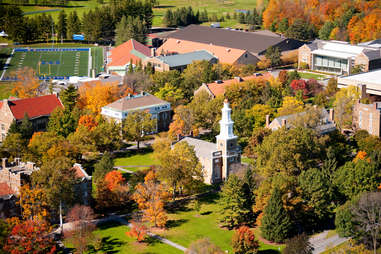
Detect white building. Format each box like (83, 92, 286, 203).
(338, 69, 381, 96)
(180, 99, 241, 184)
(101, 92, 172, 132)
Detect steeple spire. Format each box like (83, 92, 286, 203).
(217, 99, 237, 140)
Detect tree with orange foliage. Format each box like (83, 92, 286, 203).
(232, 226, 259, 254)
(77, 114, 98, 131)
(104, 170, 125, 191)
(4, 219, 56, 254)
(11, 67, 41, 98)
(353, 151, 369, 163)
(168, 105, 198, 139)
(126, 220, 148, 242)
(18, 184, 49, 221)
(133, 170, 170, 228)
(78, 81, 120, 113)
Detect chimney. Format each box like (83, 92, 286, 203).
(265, 114, 270, 128)
(14, 158, 20, 166)
(234, 76, 243, 82)
(360, 84, 367, 99)
(281, 119, 287, 127)
(2, 158, 7, 169)
(329, 108, 334, 122)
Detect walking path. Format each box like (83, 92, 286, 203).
(60, 213, 187, 252)
(0, 48, 14, 80)
(309, 230, 349, 254)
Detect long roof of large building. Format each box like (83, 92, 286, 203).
(165, 25, 289, 54)
(0, 95, 63, 120)
(180, 137, 217, 158)
(156, 50, 216, 67)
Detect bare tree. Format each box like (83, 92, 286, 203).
(65, 205, 96, 254)
(123, 72, 153, 94)
(351, 192, 381, 254)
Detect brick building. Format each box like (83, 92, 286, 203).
(0, 95, 63, 142)
(353, 101, 381, 137)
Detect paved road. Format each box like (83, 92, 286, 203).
(310, 230, 349, 254)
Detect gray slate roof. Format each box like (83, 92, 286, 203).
(180, 137, 217, 159)
(157, 50, 216, 67)
(103, 93, 169, 112)
(363, 49, 381, 60)
(166, 25, 288, 54)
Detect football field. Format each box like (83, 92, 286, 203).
(1, 47, 104, 80)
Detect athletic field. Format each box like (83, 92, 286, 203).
(1, 47, 104, 80)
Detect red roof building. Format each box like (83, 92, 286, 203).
(0, 95, 63, 142)
(106, 39, 151, 76)
(194, 73, 273, 98)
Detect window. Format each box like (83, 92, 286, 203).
(1, 124, 4, 130)
(244, 54, 248, 58)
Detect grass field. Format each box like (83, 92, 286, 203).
(0, 82, 14, 100)
(2, 0, 257, 27)
(114, 148, 159, 172)
(1, 47, 104, 79)
(80, 192, 283, 253)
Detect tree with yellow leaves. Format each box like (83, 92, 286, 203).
(78, 81, 119, 114)
(277, 96, 304, 116)
(168, 105, 199, 139)
(133, 170, 170, 228)
(18, 184, 49, 221)
(11, 67, 41, 98)
(334, 85, 360, 130)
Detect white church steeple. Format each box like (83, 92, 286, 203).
(217, 99, 237, 140)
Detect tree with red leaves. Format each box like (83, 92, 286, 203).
(3, 219, 56, 254)
(126, 220, 148, 242)
(65, 205, 96, 254)
(290, 79, 309, 99)
(231, 226, 259, 254)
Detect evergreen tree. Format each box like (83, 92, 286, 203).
(128, 60, 134, 73)
(93, 153, 114, 184)
(219, 175, 250, 229)
(260, 187, 292, 243)
(278, 18, 289, 33)
(57, 10, 67, 40)
(47, 107, 77, 138)
(60, 84, 78, 111)
(115, 15, 148, 45)
(19, 113, 34, 140)
(265, 46, 282, 67)
(67, 11, 81, 39)
(7, 120, 19, 136)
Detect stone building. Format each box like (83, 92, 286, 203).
(0, 158, 39, 196)
(180, 99, 241, 184)
(101, 92, 172, 132)
(353, 101, 381, 137)
(0, 94, 63, 142)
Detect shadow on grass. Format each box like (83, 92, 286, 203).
(166, 199, 192, 214)
(96, 220, 122, 230)
(258, 250, 281, 254)
(198, 192, 220, 204)
(144, 236, 162, 245)
(87, 236, 124, 254)
(114, 147, 154, 159)
(200, 211, 212, 216)
(166, 219, 188, 229)
(154, 5, 176, 8)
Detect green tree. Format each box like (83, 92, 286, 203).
(0, 219, 10, 253)
(122, 111, 155, 149)
(319, 21, 335, 40)
(278, 18, 289, 32)
(32, 156, 77, 215)
(287, 70, 301, 83)
(19, 113, 34, 140)
(60, 84, 78, 111)
(115, 15, 148, 45)
(1, 133, 26, 159)
(335, 201, 356, 238)
(285, 19, 316, 40)
(57, 10, 67, 40)
(154, 83, 184, 106)
(93, 153, 114, 185)
(219, 175, 250, 229)
(47, 107, 78, 137)
(334, 160, 380, 200)
(155, 139, 203, 198)
(265, 46, 282, 67)
(150, 70, 182, 93)
(67, 11, 81, 39)
(93, 119, 122, 153)
(260, 187, 292, 243)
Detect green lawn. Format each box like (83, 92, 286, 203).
(241, 156, 254, 165)
(297, 72, 327, 80)
(159, 193, 283, 253)
(114, 148, 159, 168)
(89, 193, 283, 253)
(91, 47, 104, 75)
(0, 82, 14, 99)
(3, 0, 257, 27)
